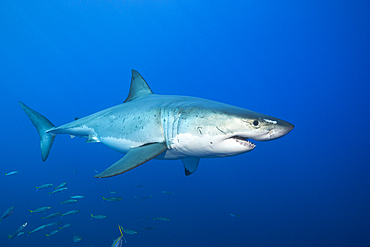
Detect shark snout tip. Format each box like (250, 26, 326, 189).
(288, 123, 294, 131)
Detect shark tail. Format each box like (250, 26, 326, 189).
(19, 102, 56, 161)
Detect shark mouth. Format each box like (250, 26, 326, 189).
(231, 136, 256, 149)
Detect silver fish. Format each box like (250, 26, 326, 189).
(8, 222, 27, 239)
(0, 206, 14, 221)
(29, 206, 52, 213)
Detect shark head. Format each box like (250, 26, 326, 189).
(238, 112, 294, 142)
(209, 109, 294, 156)
(162, 101, 294, 159)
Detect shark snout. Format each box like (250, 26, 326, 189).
(282, 119, 294, 132)
(271, 119, 294, 140)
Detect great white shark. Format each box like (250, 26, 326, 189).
(20, 70, 293, 178)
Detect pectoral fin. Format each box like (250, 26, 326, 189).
(181, 157, 200, 176)
(94, 142, 167, 178)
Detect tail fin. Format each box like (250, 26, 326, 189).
(19, 102, 56, 161)
(119, 225, 127, 243)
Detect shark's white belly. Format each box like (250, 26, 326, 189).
(98, 128, 234, 160)
(99, 133, 213, 159)
(156, 133, 251, 159)
(99, 136, 140, 154)
(156, 133, 214, 159)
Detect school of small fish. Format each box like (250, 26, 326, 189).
(3, 171, 239, 245)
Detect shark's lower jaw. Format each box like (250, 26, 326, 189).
(231, 136, 256, 149)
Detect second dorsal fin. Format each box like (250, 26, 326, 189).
(124, 70, 153, 103)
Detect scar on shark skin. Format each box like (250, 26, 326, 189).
(197, 127, 202, 135)
(216, 126, 226, 134)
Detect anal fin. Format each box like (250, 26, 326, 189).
(85, 135, 99, 143)
(95, 142, 167, 178)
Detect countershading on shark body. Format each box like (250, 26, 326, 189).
(20, 70, 293, 178)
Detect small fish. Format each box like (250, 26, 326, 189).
(134, 185, 144, 188)
(55, 182, 67, 189)
(5, 171, 18, 176)
(94, 170, 99, 173)
(45, 229, 59, 237)
(140, 227, 155, 231)
(153, 217, 170, 221)
(61, 210, 80, 218)
(90, 213, 107, 220)
(45, 221, 62, 227)
(48, 187, 67, 195)
(60, 199, 78, 205)
(16, 231, 25, 237)
(161, 191, 174, 195)
(109, 190, 118, 194)
(0, 206, 14, 221)
(136, 217, 148, 221)
(140, 195, 152, 200)
(229, 213, 240, 218)
(59, 223, 71, 230)
(121, 228, 138, 235)
(70, 195, 84, 199)
(41, 212, 62, 219)
(28, 224, 48, 234)
(102, 196, 122, 202)
(35, 184, 53, 191)
(73, 234, 82, 243)
(29, 206, 52, 213)
(8, 222, 27, 239)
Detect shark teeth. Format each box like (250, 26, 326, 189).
(232, 136, 256, 149)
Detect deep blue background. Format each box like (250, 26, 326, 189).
(1, 1, 370, 246)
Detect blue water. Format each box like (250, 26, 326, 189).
(1, 1, 370, 246)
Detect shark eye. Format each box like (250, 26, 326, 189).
(253, 120, 259, 126)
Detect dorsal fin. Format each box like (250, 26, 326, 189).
(124, 70, 154, 103)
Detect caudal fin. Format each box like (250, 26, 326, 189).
(19, 102, 56, 161)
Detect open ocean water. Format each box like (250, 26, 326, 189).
(1, 1, 370, 246)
